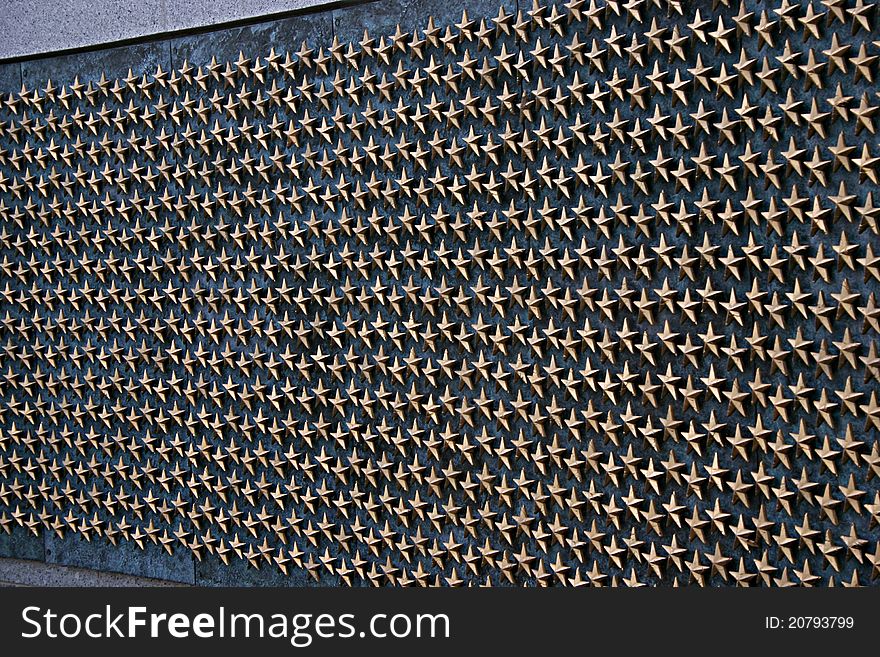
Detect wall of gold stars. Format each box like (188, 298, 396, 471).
(1, 0, 880, 586)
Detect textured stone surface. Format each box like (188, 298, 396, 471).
(45, 534, 195, 584)
(195, 554, 331, 587)
(170, 10, 333, 69)
(0, 527, 44, 562)
(0, 0, 338, 60)
(333, 0, 516, 42)
(21, 42, 168, 87)
(0, 557, 184, 586)
(0, 63, 20, 93)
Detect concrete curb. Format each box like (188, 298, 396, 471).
(0, 558, 186, 587)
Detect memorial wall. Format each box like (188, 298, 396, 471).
(0, 0, 879, 586)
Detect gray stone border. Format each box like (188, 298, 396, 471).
(0, 558, 185, 587)
(0, 0, 350, 62)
